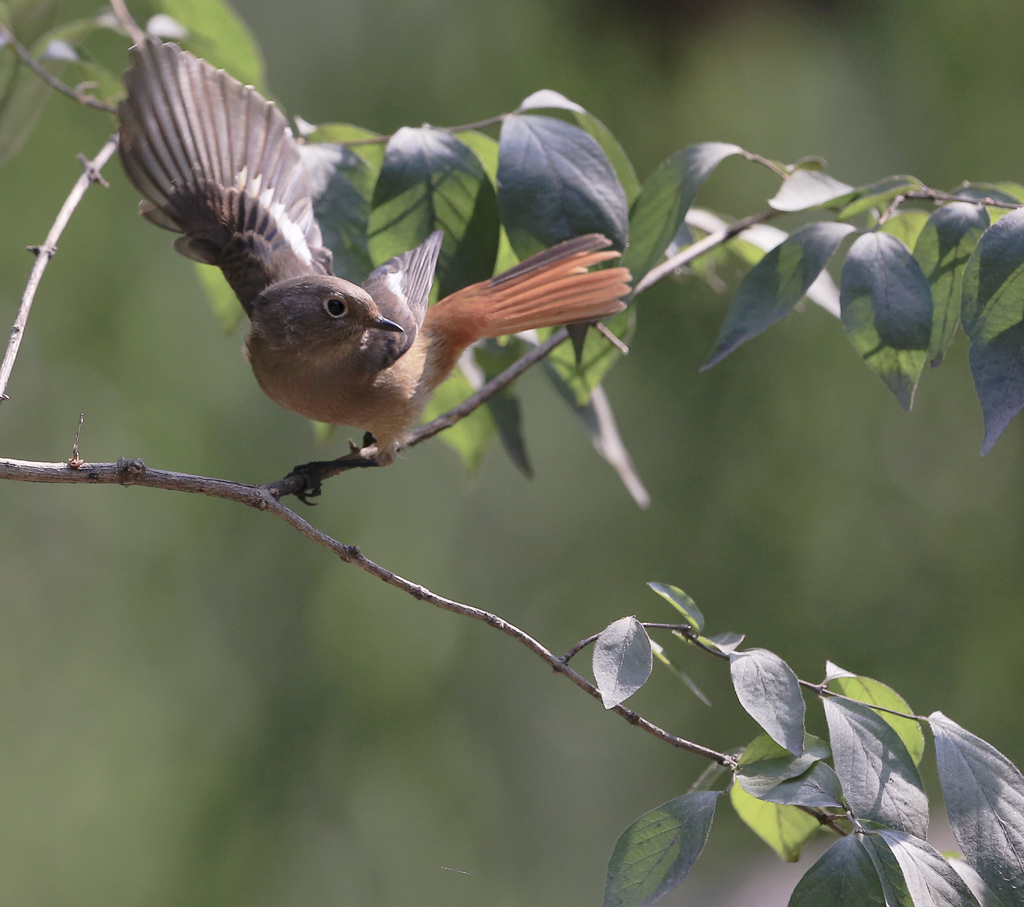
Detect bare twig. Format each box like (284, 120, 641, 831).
(0, 454, 735, 767)
(0, 21, 117, 113)
(905, 188, 1021, 210)
(0, 134, 119, 404)
(109, 0, 147, 46)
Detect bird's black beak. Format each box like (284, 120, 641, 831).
(373, 316, 405, 333)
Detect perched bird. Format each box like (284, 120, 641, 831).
(118, 39, 631, 464)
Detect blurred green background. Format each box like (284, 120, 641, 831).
(2, 0, 1023, 904)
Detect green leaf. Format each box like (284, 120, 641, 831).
(769, 169, 855, 212)
(729, 648, 805, 755)
(542, 306, 631, 406)
(420, 367, 495, 471)
(738, 733, 830, 777)
(931, 711, 1024, 907)
(472, 338, 532, 477)
(825, 671, 925, 765)
(881, 210, 930, 250)
(646, 583, 703, 633)
(959, 207, 1024, 454)
(839, 175, 924, 220)
(877, 831, 980, 907)
(704, 631, 745, 654)
(497, 113, 628, 259)
(739, 760, 844, 809)
(622, 143, 743, 281)
(299, 142, 377, 283)
(518, 89, 641, 204)
(823, 698, 928, 836)
(604, 791, 719, 907)
(544, 368, 649, 507)
(150, 0, 266, 91)
(704, 221, 854, 368)
(302, 122, 385, 170)
(730, 784, 820, 863)
(789, 835, 886, 905)
(370, 126, 500, 297)
(593, 616, 653, 709)
(839, 232, 932, 411)
(913, 202, 990, 366)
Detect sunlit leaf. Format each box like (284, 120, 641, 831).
(420, 366, 495, 471)
(604, 791, 719, 907)
(730, 648, 805, 755)
(931, 712, 1024, 907)
(370, 126, 499, 297)
(824, 698, 928, 836)
(839, 175, 924, 220)
(826, 669, 925, 765)
(839, 232, 932, 411)
(729, 784, 820, 863)
(704, 221, 854, 367)
(913, 202, 989, 366)
(769, 169, 854, 212)
(959, 207, 1024, 454)
(623, 142, 743, 281)
(593, 616, 653, 709)
(646, 582, 703, 632)
(497, 113, 628, 258)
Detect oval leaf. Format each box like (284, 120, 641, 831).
(788, 836, 886, 907)
(913, 202, 990, 365)
(593, 616, 653, 709)
(646, 583, 703, 633)
(769, 169, 855, 213)
(959, 206, 1024, 453)
(839, 232, 933, 410)
(623, 142, 743, 280)
(704, 221, 855, 367)
(823, 698, 928, 836)
(604, 791, 718, 907)
(729, 648, 805, 755)
(369, 126, 499, 296)
(739, 761, 844, 809)
(826, 673, 925, 765)
(930, 711, 1024, 907)
(729, 784, 820, 863)
(878, 831, 981, 907)
(497, 113, 628, 258)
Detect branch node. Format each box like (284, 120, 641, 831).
(27, 243, 57, 258)
(76, 152, 110, 188)
(115, 457, 148, 485)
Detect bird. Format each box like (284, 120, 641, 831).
(117, 38, 631, 465)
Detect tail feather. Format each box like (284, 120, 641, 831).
(427, 237, 630, 344)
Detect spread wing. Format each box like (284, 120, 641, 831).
(118, 39, 332, 313)
(360, 231, 444, 370)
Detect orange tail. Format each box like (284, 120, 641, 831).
(424, 234, 631, 348)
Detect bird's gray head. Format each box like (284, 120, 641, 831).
(248, 275, 404, 355)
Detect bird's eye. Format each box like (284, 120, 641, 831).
(324, 298, 347, 318)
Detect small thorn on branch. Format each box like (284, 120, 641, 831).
(68, 413, 85, 469)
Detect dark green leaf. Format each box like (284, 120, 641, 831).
(825, 671, 924, 765)
(299, 142, 377, 283)
(913, 202, 989, 366)
(739, 760, 844, 808)
(151, 0, 266, 91)
(823, 698, 928, 836)
(646, 583, 703, 632)
(788, 836, 886, 906)
(473, 338, 532, 477)
(861, 834, 915, 907)
(604, 791, 718, 907)
(623, 142, 743, 281)
(370, 126, 499, 296)
(769, 169, 855, 213)
(730, 648, 805, 755)
(497, 113, 628, 258)
(593, 616, 653, 709)
(729, 784, 820, 862)
(704, 222, 854, 367)
(878, 831, 981, 907)
(931, 711, 1024, 907)
(960, 207, 1024, 453)
(518, 89, 641, 204)
(839, 232, 932, 410)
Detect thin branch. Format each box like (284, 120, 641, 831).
(0, 21, 117, 113)
(633, 209, 780, 296)
(905, 188, 1022, 210)
(0, 134, 119, 404)
(0, 454, 735, 768)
